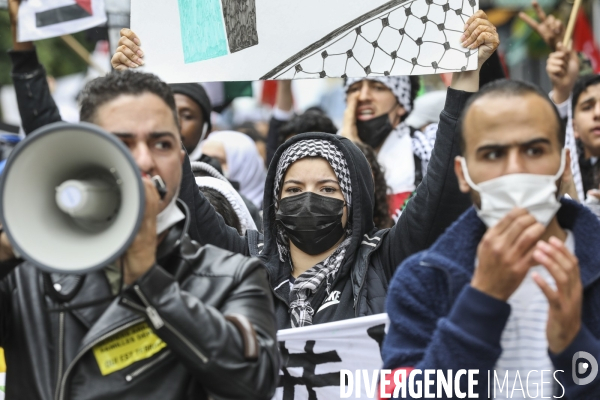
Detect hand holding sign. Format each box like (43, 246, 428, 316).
(112, 28, 145, 70)
(461, 10, 500, 69)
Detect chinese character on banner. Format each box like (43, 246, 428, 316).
(273, 314, 388, 400)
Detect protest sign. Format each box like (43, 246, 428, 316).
(17, 0, 107, 42)
(274, 313, 389, 400)
(131, 0, 479, 82)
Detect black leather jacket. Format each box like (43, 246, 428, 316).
(0, 202, 279, 400)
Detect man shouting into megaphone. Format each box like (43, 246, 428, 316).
(0, 71, 279, 400)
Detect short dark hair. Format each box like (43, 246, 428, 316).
(279, 111, 338, 141)
(572, 74, 600, 112)
(79, 70, 178, 127)
(460, 79, 564, 153)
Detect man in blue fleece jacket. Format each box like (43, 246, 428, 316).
(382, 79, 600, 399)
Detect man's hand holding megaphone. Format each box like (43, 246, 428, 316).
(0, 226, 15, 262)
(122, 176, 160, 286)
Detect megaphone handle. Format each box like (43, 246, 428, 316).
(151, 175, 167, 200)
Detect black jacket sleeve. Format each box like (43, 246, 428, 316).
(381, 88, 472, 271)
(179, 154, 251, 255)
(123, 258, 279, 399)
(9, 49, 62, 134)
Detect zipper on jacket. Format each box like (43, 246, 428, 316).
(53, 312, 65, 400)
(125, 350, 172, 382)
(133, 285, 164, 329)
(125, 289, 209, 364)
(57, 318, 145, 400)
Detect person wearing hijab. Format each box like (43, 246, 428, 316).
(195, 176, 258, 235)
(191, 161, 263, 230)
(201, 131, 267, 209)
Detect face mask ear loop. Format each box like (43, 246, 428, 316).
(460, 157, 482, 192)
(199, 122, 209, 144)
(554, 148, 568, 180)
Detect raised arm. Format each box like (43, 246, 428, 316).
(8, 0, 62, 134)
(381, 11, 500, 270)
(179, 154, 251, 254)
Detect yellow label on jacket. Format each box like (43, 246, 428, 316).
(0, 348, 5, 372)
(92, 322, 166, 376)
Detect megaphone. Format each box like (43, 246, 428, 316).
(0, 122, 145, 274)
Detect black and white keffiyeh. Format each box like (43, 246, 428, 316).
(344, 76, 413, 113)
(289, 236, 352, 328)
(274, 139, 352, 328)
(411, 123, 437, 173)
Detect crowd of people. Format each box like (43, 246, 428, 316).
(1, 0, 600, 398)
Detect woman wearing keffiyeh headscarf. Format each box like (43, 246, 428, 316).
(173, 14, 500, 329)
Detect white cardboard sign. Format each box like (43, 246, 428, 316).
(18, 0, 107, 42)
(131, 0, 479, 82)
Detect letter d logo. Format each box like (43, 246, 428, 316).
(572, 351, 598, 385)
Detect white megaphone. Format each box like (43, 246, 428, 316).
(0, 122, 145, 274)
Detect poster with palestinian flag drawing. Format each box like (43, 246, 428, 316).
(17, 0, 107, 42)
(132, 0, 479, 82)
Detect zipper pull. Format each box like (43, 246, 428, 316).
(133, 285, 164, 330)
(146, 306, 164, 330)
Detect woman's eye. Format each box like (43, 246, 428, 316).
(286, 187, 301, 193)
(321, 187, 337, 193)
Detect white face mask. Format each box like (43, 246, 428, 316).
(156, 187, 184, 235)
(460, 148, 566, 228)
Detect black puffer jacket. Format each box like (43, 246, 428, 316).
(0, 202, 279, 399)
(180, 89, 473, 329)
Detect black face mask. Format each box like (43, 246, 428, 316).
(356, 107, 398, 149)
(276, 192, 345, 256)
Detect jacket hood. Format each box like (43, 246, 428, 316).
(261, 132, 375, 277)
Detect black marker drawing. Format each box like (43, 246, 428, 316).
(260, 0, 477, 80)
(278, 340, 342, 400)
(221, 0, 259, 53)
(36, 0, 93, 28)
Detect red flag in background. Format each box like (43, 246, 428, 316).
(261, 80, 278, 107)
(573, 10, 600, 73)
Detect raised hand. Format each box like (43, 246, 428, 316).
(8, 0, 33, 51)
(111, 28, 145, 70)
(532, 236, 582, 354)
(460, 10, 501, 68)
(547, 42, 580, 104)
(519, 1, 564, 51)
(471, 208, 545, 301)
(341, 91, 360, 142)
